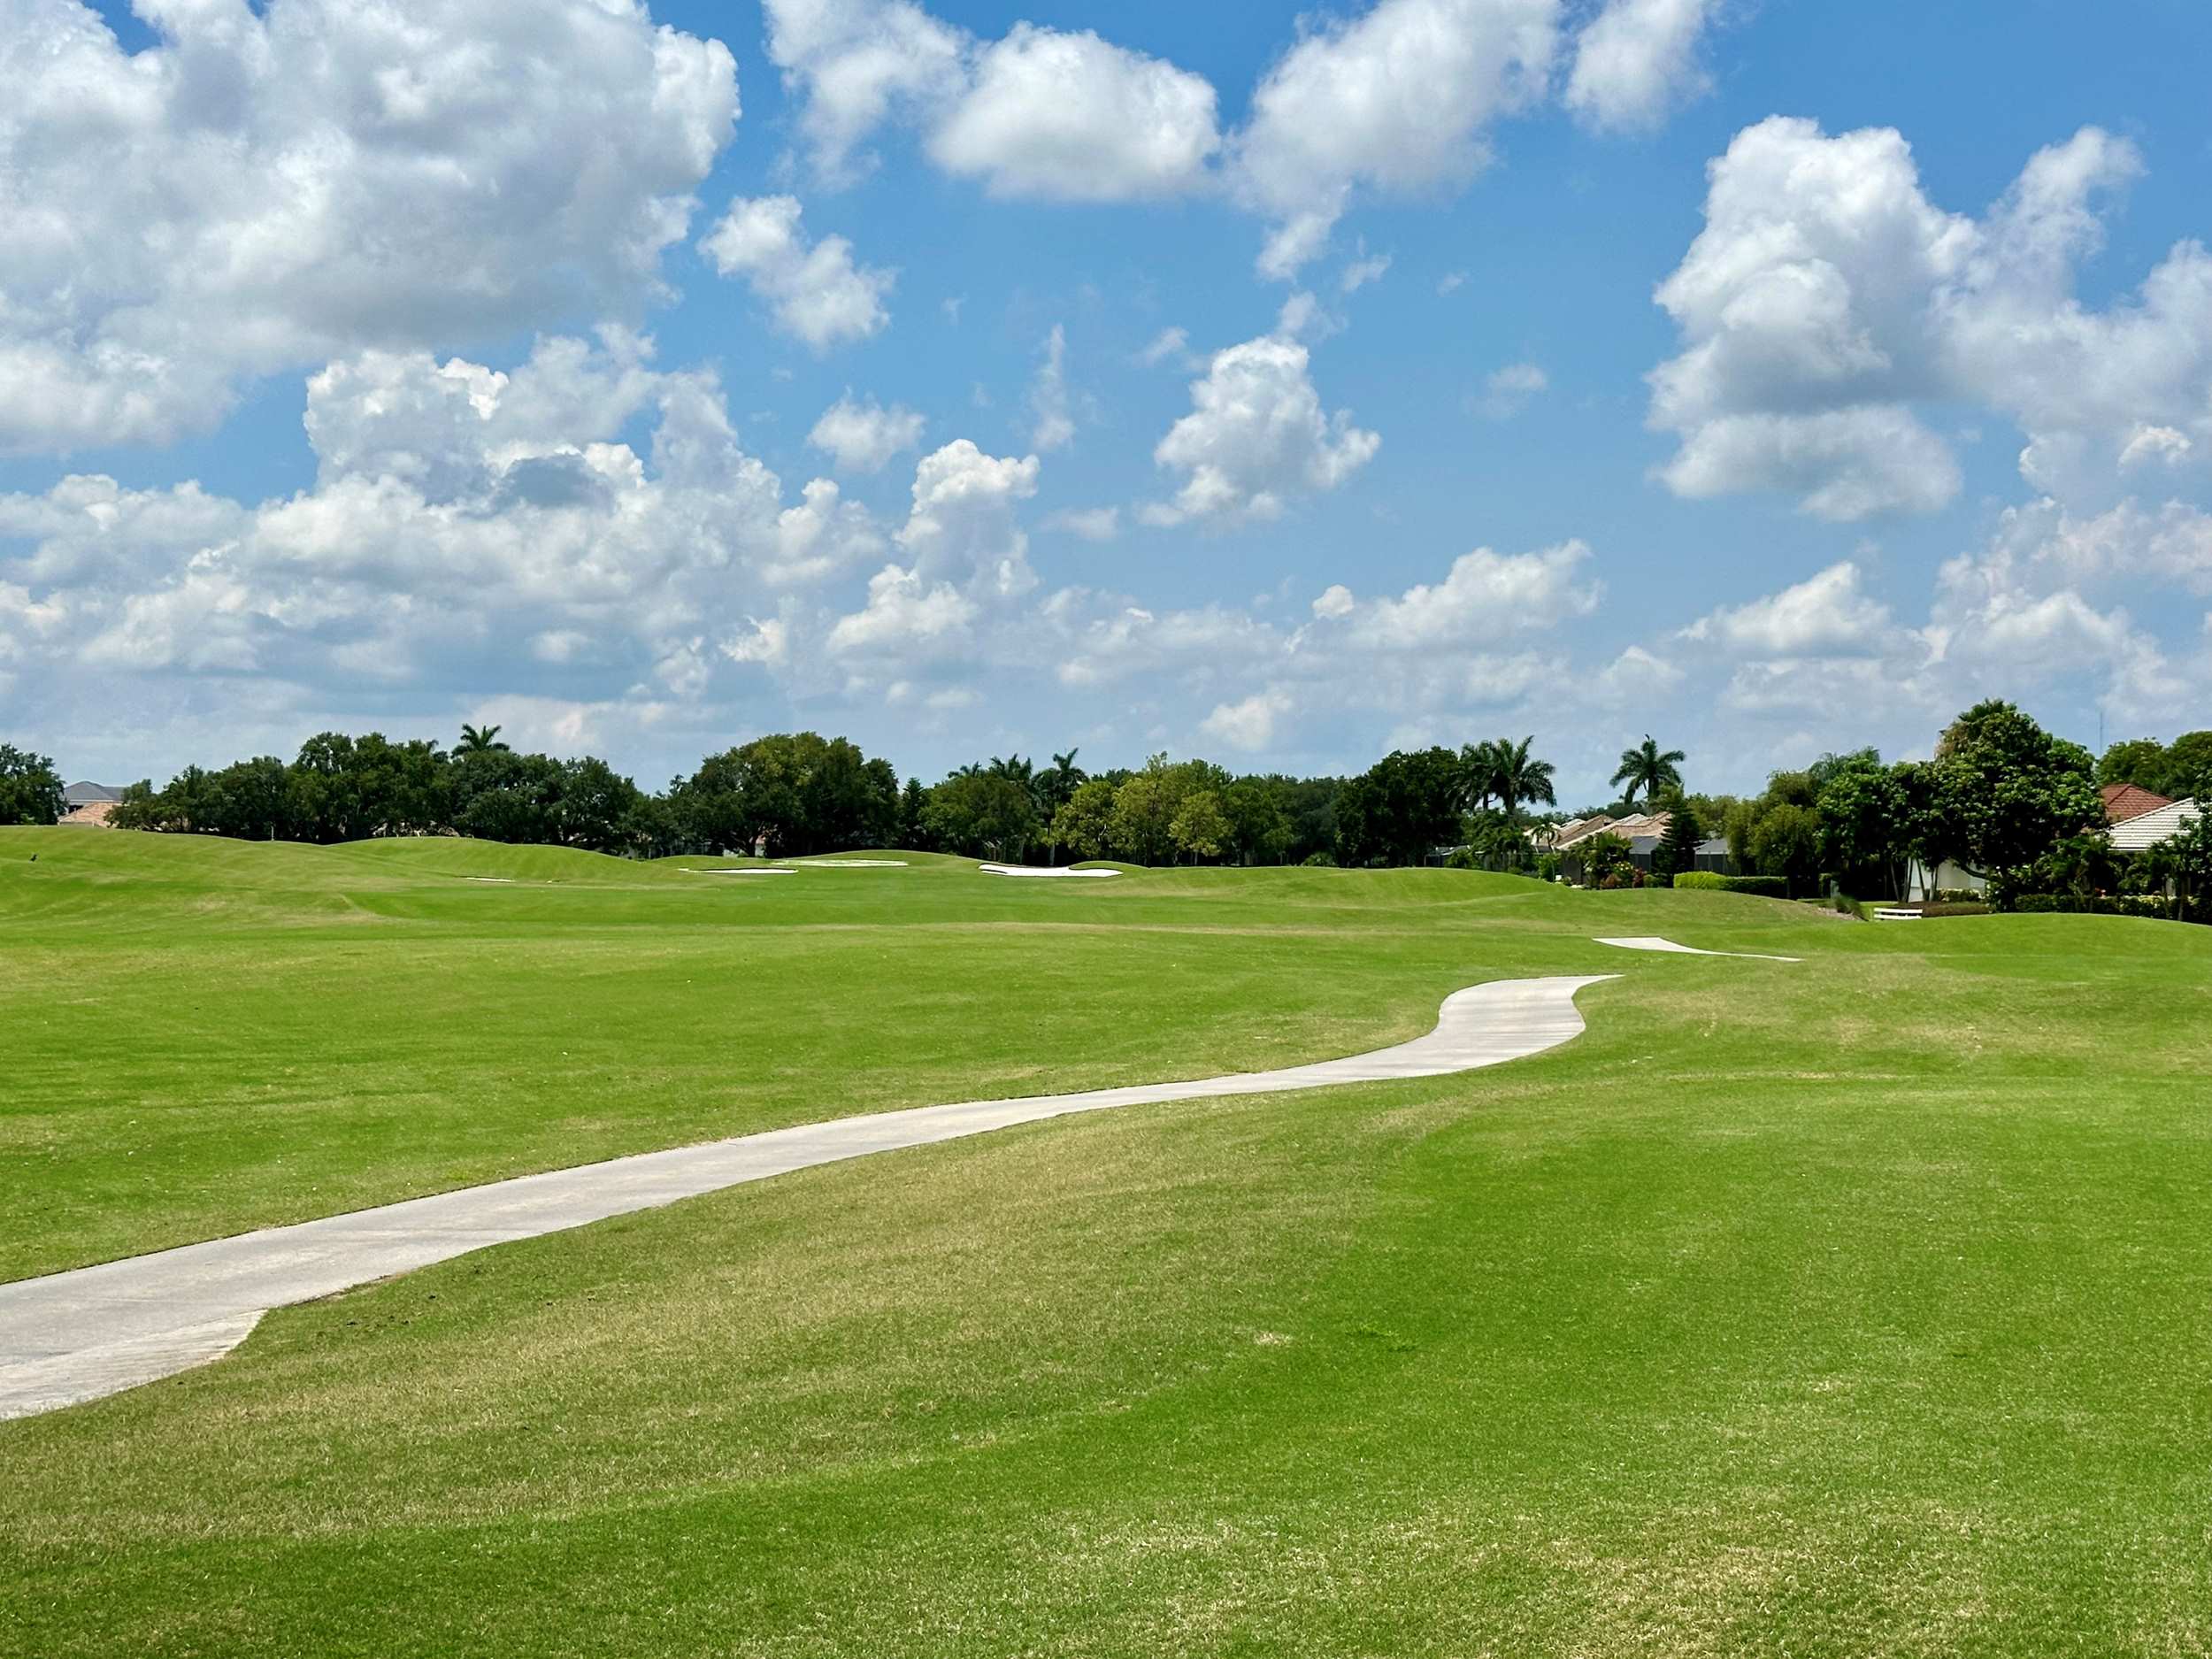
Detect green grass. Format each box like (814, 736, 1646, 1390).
(4, 827, 2211, 1655)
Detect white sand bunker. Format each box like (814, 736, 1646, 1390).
(979, 863, 1119, 879)
(787, 858, 908, 868)
(464, 877, 515, 884)
(682, 867, 796, 876)
(1595, 935, 1801, 964)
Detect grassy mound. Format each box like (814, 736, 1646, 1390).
(5, 832, 2209, 1654)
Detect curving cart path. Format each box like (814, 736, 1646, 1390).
(0, 975, 1615, 1422)
(1594, 935, 1802, 964)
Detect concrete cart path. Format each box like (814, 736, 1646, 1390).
(0, 975, 1617, 1423)
(1594, 935, 1803, 963)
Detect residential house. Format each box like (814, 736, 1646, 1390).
(2110, 798, 2201, 854)
(58, 782, 123, 828)
(2101, 782, 2174, 825)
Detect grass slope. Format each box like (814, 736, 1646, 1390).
(4, 826, 1827, 1279)
(4, 830, 2211, 1655)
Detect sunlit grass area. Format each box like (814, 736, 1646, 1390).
(4, 827, 2210, 1655)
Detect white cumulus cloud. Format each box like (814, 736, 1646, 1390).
(1231, 0, 1560, 278)
(808, 395, 927, 473)
(699, 196, 895, 350)
(1681, 561, 1893, 656)
(1651, 117, 2212, 519)
(928, 25, 1220, 201)
(1565, 0, 1724, 132)
(0, 0, 738, 454)
(1149, 335, 1380, 525)
(764, 0, 1217, 201)
(1202, 688, 1294, 752)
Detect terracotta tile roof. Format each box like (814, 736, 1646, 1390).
(2101, 781, 2174, 824)
(57, 800, 118, 828)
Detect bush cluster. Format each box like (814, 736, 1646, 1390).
(2013, 894, 2190, 919)
(1917, 902, 1993, 917)
(1670, 871, 1787, 898)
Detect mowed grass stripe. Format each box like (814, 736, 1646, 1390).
(5, 832, 2211, 1654)
(2, 828, 1835, 1280)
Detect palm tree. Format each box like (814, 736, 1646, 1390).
(1493, 736, 1556, 825)
(1611, 734, 1686, 807)
(457, 723, 509, 756)
(1036, 748, 1087, 813)
(1457, 739, 1502, 814)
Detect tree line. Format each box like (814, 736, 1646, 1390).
(1593, 703, 2212, 915)
(4, 709, 2207, 911)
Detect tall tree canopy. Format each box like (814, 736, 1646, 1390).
(0, 744, 65, 826)
(1928, 702, 2103, 897)
(680, 733, 900, 857)
(1335, 748, 1462, 867)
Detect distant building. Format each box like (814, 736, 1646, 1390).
(1552, 810, 1671, 852)
(1903, 857, 1986, 902)
(58, 781, 124, 828)
(2101, 782, 2174, 826)
(2110, 798, 2200, 854)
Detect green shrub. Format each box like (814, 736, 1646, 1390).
(1724, 875, 1789, 899)
(1667, 871, 1786, 897)
(1918, 901, 1992, 917)
(1647, 872, 1673, 888)
(2014, 894, 2175, 920)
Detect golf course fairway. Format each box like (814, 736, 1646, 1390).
(4, 827, 2210, 1656)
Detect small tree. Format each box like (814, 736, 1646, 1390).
(1222, 776, 1291, 866)
(1928, 701, 2103, 906)
(1109, 772, 1177, 865)
(1653, 796, 1702, 881)
(1169, 790, 1232, 863)
(0, 744, 67, 826)
(1048, 777, 1118, 861)
(925, 772, 1038, 860)
(1749, 803, 1822, 897)
(1576, 830, 1635, 887)
(1816, 754, 1908, 898)
(2150, 810, 2212, 920)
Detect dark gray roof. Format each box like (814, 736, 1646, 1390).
(1627, 835, 1663, 853)
(63, 781, 122, 806)
(1694, 837, 1729, 855)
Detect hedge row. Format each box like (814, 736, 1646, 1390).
(2013, 894, 2199, 920)
(1671, 872, 1789, 898)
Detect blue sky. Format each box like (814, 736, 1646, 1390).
(4, 0, 2209, 805)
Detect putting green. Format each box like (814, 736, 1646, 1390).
(4, 828, 2210, 1656)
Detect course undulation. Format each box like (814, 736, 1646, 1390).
(0, 975, 1611, 1421)
(13, 830, 2212, 1659)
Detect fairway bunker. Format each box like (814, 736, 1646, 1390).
(1594, 935, 1802, 964)
(0, 974, 1615, 1421)
(979, 863, 1119, 879)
